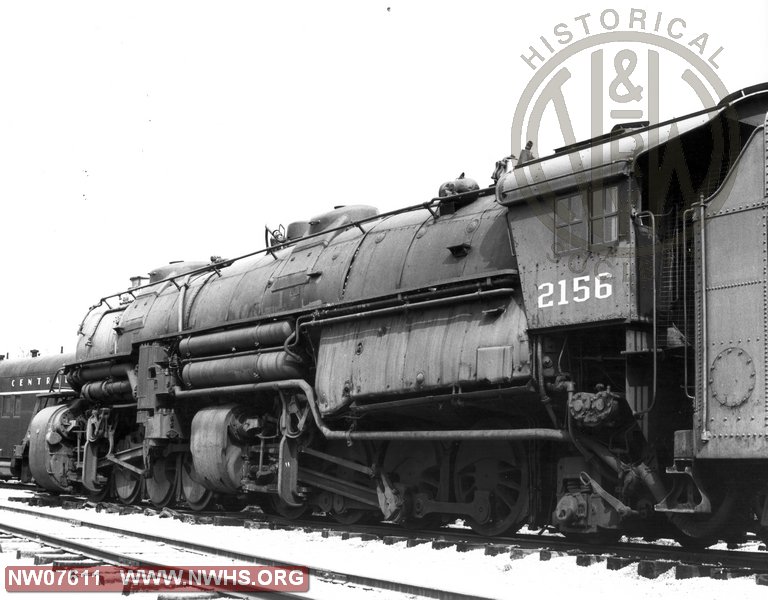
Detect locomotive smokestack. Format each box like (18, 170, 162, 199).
(30, 349, 39, 358)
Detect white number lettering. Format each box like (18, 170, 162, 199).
(595, 272, 612, 299)
(537, 282, 554, 308)
(573, 276, 590, 302)
(537, 273, 613, 308)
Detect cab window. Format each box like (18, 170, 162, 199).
(591, 186, 619, 245)
(555, 192, 587, 253)
(554, 182, 624, 253)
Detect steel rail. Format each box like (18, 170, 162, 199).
(0, 503, 493, 600)
(0, 519, 301, 600)
(3, 500, 768, 582)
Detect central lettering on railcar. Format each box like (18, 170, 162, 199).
(8, 376, 52, 389)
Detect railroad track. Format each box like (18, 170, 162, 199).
(0, 480, 40, 492)
(0, 513, 306, 599)
(0, 498, 489, 600)
(3, 491, 768, 591)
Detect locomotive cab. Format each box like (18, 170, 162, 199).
(498, 84, 768, 539)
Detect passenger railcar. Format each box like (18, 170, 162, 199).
(0, 354, 73, 478)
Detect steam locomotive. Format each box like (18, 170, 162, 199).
(12, 83, 768, 545)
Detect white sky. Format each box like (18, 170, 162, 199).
(1, 0, 767, 358)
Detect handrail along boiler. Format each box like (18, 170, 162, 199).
(19, 84, 768, 543)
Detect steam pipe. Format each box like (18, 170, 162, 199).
(179, 321, 294, 358)
(81, 380, 133, 402)
(536, 338, 559, 428)
(307, 276, 516, 322)
(172, 380, 571, 443)
(177, 275, 189, 333)
(180, 352, 304, 388)
(70, 363, 132, 385)
(350, 384, 534, 414)
(288, 276, 514, 354)
(302, 288, 516, 329)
